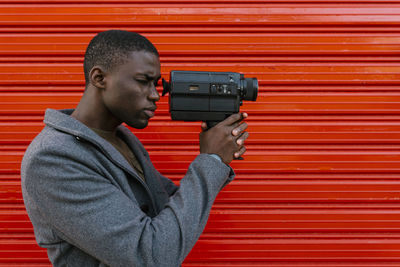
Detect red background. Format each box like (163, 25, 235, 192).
(1, 1, 400, 266)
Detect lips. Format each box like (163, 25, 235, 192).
(143, 107, 156, 118)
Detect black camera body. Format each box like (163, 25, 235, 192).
(162, 70, 258, 125)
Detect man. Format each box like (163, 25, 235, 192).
(21, 30, 249, 266)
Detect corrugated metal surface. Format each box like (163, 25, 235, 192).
(1, 1, 400, 266)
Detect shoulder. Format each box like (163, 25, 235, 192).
(21, 125, 100, 178)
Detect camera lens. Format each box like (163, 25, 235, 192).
(243, 77, 258, 101)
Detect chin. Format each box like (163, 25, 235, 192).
(127, 120, 149, 129)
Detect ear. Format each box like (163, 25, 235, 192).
(89, 66, 107, 89)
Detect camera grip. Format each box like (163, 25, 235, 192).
(205, 121, 219, 129)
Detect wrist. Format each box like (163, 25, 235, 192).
(208, 154, 223, 163)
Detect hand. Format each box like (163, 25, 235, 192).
(199, 113, 249, 165)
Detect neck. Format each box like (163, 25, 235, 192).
(71, 86, 121, 131)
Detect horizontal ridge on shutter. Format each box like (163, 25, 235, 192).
(1, 1, 400, 266)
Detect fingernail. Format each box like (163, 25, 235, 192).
(237, 139, 242, 145)
(232, 130, 238, 135)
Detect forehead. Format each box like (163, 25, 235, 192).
(120, 50, 160, 76)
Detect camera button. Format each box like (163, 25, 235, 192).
(211, 84, 217, 94)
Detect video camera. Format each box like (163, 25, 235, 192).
(162, 70, 258, 128)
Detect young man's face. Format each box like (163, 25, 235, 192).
(102, 50, 161, 129)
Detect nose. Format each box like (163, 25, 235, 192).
(149, 83, 160, 102)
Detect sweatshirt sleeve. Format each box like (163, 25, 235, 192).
(22, 141, 234, 267)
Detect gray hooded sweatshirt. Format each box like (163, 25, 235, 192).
(21, 109, 234, 267)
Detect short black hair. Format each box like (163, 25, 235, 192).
(83, 30, 159, 85)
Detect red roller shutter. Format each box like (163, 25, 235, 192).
(1, 1, 400, 266)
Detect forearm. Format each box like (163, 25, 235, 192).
(143, 154, 234, 265)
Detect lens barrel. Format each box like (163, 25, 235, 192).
(243, 77, 258, 101)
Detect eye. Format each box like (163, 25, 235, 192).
(136, 79, 149, 85)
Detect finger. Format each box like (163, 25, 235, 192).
(201, 122, 208, 131)
(232, 122, 248, 136)
(234, 146, 246, 158)
(236, 131, 249, 146)
(221, 113, 246, 126)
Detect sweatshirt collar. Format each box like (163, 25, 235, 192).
(43, 108, 146, 181)
(44, 108, 164, 215)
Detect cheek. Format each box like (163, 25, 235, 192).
(114, 89, 144, 118)
(110, 82, 138, 105)
(102, 83, 130, 115)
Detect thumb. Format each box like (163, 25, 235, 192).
(201, 122, 208, 131)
